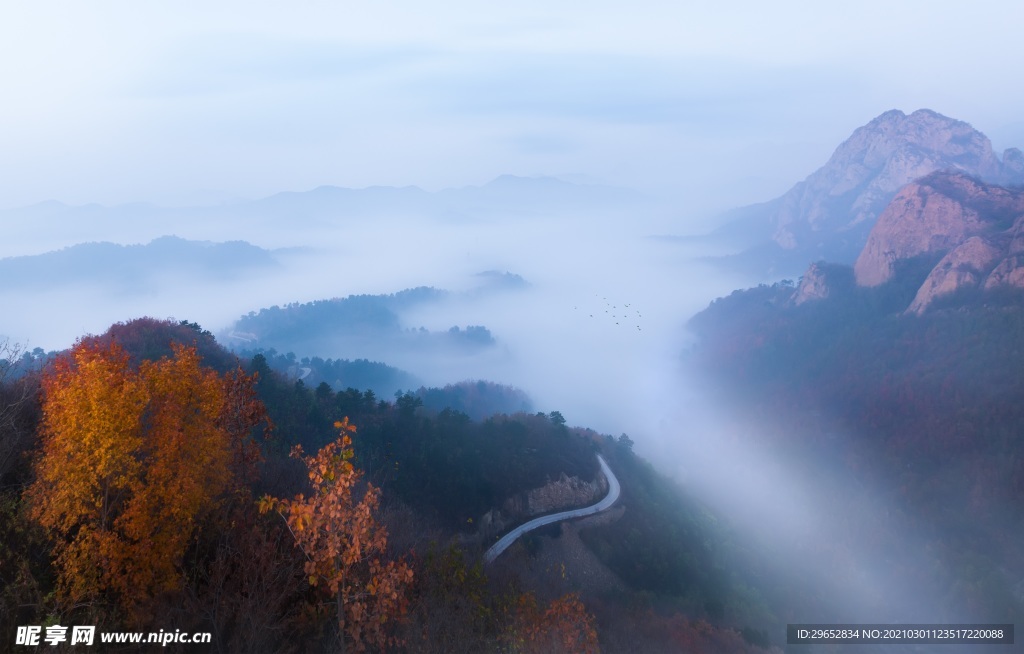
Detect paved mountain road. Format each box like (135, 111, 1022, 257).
(483, 454, 621, 564)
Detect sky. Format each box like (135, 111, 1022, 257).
(2, 1, 1023, 213)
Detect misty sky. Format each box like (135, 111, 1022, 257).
(2, 1, 1023, 213)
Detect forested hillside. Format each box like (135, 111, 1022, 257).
(0, 318, 780, 653)
(226, 287, 497, 370)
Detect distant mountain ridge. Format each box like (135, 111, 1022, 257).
(0, 235, 276, 290)
(715, 109, 1024, 275)
(1, 175, 646, 261)
(249, 174, 643, 222)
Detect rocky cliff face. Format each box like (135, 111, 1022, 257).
(849, 171, 1024, 312)
(792, 261, 832, 305)
(476, 470, 609, 542)
(983, 215, 1024, 291)
(906, 237, 1002, 314)
(524, 471, 607, 515)
(853, 173, 999, 286)
(724, 110, 1024, 274)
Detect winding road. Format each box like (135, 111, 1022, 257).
(483, 453, 621, 564)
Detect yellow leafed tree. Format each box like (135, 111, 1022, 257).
(109, 346, 233, 604)
(27, 341, 147, 606)
(27, 340, 258, 622)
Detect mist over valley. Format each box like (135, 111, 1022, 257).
(1, 175, 754, 441)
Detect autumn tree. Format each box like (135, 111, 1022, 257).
(27, 340, 147, 608)
(219, 364, 272, 486)
(110, 346, 235, 609)
(261, 418, 413, 653)
(26, 340, 265, 622)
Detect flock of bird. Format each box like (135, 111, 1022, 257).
(574, 294, 643, 331)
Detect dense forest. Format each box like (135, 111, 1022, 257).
(233, 347, 422, 400)
(1, 318, 779, 653)
(232, 347, 532, 420)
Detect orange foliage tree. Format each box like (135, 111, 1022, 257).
(260, 418, 413, 653)
(26, 340, 265, 621)
(506, 592, 600, 654)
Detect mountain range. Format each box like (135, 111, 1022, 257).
(0, 175, 644, 258)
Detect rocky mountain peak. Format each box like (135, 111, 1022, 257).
(770, 109, 1011, 254)
(844, 109, 997, 172)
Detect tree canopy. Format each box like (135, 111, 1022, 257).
(26, 340, 264, 622)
